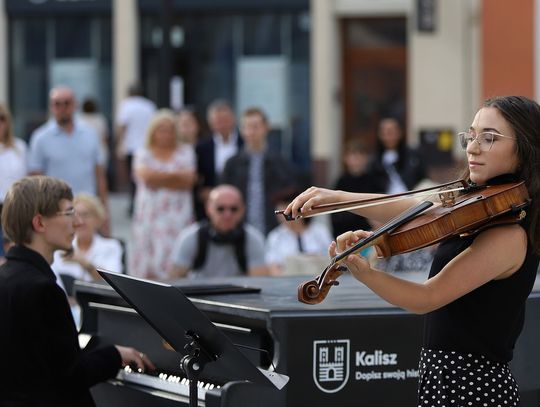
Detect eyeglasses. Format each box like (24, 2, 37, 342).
(457, 131, 516, 152)
(52, 99, 73, 108)
(55, 208, 77, 217)
(215, 205, 240, 214)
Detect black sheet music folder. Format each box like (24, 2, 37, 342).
(97, 269, 288, 390)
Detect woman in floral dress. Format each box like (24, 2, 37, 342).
(130, 109, 197, 279)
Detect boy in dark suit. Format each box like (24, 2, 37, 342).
(0, 176, 154, 406)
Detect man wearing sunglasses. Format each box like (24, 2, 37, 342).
(171, 184, 268, 278)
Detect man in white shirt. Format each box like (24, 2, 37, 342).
(115, 83, 156, 215)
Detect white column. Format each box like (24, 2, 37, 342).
(310, 0, 341, 185)
(113, 0, 139, 116)
(409, 0, 480, 157)
(0, 0, 8, 103)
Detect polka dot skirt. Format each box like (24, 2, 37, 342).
(418, 348, 519, 407)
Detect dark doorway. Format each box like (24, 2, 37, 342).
(341, 18, 407, 151)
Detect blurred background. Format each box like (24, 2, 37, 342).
(0, 0, 534, 188)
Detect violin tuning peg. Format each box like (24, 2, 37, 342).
(331, 280, 340, 286)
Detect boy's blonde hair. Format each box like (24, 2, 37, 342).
(2, 176, 73, 245)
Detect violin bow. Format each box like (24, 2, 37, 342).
(277, 179, 470, 221)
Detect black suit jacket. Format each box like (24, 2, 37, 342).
(221, 150, 298, 235)
(194, 133, 244, 220)
(195, 133, 244, 188)
(0, 245, 121, 406)
(371, 147, 427, 191)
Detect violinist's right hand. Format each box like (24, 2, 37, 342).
(284, 186, 342, 219)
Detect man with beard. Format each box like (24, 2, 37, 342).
(28, 86, 109, 219)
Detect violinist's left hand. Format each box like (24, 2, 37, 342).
(329, 230, 373, 282)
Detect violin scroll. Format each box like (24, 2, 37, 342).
(298, 264, 347, 304)
(297, 280, 321, 305)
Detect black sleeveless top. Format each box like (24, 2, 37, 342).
(423, 178, 539, 362)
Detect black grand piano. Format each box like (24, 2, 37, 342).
(75, 273, 540, 406)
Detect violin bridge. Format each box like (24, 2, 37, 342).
(438, 189, 456, 207)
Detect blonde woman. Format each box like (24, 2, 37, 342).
(0, 104, 27, 260)
(130, 109, 197, 279)
(52, 193, 123, 284)
(0, 104, 27, 204)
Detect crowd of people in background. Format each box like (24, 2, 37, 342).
(0, 83, 441, 284)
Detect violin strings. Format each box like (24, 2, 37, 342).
(333, 200, 434, 261)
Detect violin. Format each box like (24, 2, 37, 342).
(296, 180, 530, 305)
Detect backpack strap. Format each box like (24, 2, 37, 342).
(192, 221, 210, 270)
(233, 226, 247, 274)
(192, 221, 248, 274)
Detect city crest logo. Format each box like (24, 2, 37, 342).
(313, 339, 350, 393)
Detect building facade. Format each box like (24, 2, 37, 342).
(0, 0, 538, 185)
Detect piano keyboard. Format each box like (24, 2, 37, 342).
(117, 366, 220, 399)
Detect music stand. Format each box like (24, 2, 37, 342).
(97, 269, 289, 407)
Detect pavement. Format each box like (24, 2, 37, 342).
(108, 192, 132, 248)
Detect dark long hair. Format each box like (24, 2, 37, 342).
(465, 96, 540, 253)
(375, 117, 408, 170)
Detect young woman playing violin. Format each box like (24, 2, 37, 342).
(285, 96, 540, 406)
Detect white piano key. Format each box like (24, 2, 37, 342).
(116, 369, 213, 400)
